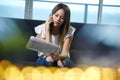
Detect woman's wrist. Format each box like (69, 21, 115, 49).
(45, 29, 51, 42)
(46, 29, 50, 34)
(59, 55, 66, 60)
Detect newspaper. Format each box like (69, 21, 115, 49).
(26, 36, 61, 54)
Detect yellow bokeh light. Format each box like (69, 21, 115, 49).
(101, 68, 117, 80)
(80, 72, 86, 80)
(53, 67, 69, 80)
(0, 60, 120, 80)
(0, 64, 4, 80)
(84, 66, 101, 80)
(64, 67, 83, 80)
(21, 66, 35, 80)
(36, 66, 53, 80)
(0, 60, 12, 69)
(117, 68, 120, 80)
(32, 68, 42, 80)
(4, 65, 24, 80)
(48, 67, 57, 73)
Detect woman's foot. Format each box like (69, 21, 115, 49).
(57, 60, 64, 68)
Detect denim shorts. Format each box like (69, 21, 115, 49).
(35, 56, 74, 68)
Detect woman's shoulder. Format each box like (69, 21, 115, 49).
(69, 25, 76, 33)
(35, 23, 45, 28)
(64, 25, 76, 39)
(34, 23, 46, 34)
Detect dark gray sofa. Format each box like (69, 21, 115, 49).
(0, 17, 120, 67)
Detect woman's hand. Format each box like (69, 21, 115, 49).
(45, 16, 53, 42)
(52, 53, 61, 61)
(45, 53, 52, 56)
(52, 53, 59, 61)
(45, 16, 53, 32)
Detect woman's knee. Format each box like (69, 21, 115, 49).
(46, 56, 54, 62)
(35, 57, 44, 66)
(57, 60, 64, 67)
(64, 58, 74, 68)
(44, 56, 56, 67)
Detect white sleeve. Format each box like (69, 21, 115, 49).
(34, 23, 46, 38)
(64, 26, 76, 40)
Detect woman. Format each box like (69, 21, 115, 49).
(35, 3, 76, 68)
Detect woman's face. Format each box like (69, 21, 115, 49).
(52, 9, 65, 27)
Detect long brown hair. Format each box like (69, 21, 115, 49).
(51, 3, 71, 46)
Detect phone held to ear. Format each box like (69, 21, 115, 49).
(50, 22, 54, 29)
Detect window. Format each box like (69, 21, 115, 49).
(0, 0, 120, 25)
(33, 0, 99, 23)
(33, 1, 85, 23)
(42, 0, 99, 4)
(101, 0, 120, 25)
(68, 4, 85, 23)
(33, 1, 56, 20)
(0, 0, 25, 19)
(87, 5, 98, 23)
(103, 0, 120, 5)
(102, 6, 120, 25)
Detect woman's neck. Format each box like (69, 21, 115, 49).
(52, 27, 59, 35)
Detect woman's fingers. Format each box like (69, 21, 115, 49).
(49, 16, 53, 22)
(45, 16, 53, 31)
(46, 16, 53, 24)
(52, 53, 60, 61)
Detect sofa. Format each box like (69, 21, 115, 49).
(0, 17, 120, 67)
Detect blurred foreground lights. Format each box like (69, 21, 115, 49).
(64, 68, 83, 80)
(32, 68, 42, 80)
(0, 64, 4, 80)
(83, 66, 101, 80)
(101, 68, 117, 80)
(4, 65, 24, 80)
(48, 67, 57, 73)
(21, 66, 35, 80)
(0, 60, 13, 69)
(1, 60, 120, 80)
(53, 67, 69, 80)
(0, 60, 13, 80)
(36, 66, 52, 80)
(0, 19, 26, 51)
(117, 68, 120, 80)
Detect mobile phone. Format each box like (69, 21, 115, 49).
(50, 22, 54, 29)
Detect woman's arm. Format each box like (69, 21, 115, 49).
(53, 36, 73, 60)
(60, 36, 73, 58)
(36, 34, 44, 39)
(45, 29, 51, 42)
(45, 16, 53, 42)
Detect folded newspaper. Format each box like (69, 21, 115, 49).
(26, 36, 61, 54)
